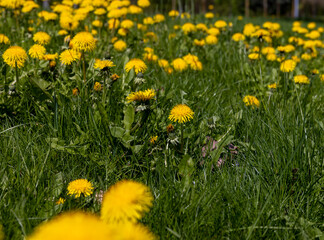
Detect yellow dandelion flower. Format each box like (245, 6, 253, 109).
(266, 53, 277, 61)
(70, 32, 96, 52)
(182, 23, 196, 34)
(108, 18, 120, 30)
(72, 88, 79, 96)
(268, 83, 278, 89)
(169, 104, 194, 124)
(252, 29, 270, 38)
(2, 46, 27, 68)
(193, 39, 205, 46)
(301, 53, 312, 61)
(158, 59, 169, 69)
(93, 82, 102, 91)
(28, 44, 46, 59)
(55, 197, 65, 205)
(171, 58, 188, 72)
(248, 53, 260, 60)
(149, 136, 157, 144)
(183, 54, 202, 71)
(168, 10, 179, 17)
(196, 23, 208, 32)
(43, 53, 58, 61)
(143, 17, 154, 25)
(93, 59, 115, 70)
(232, 33, 245, 41)
(113, 40, 127, 52)
(207, 28, 220, 36)
(121, 19, 134, 29)
(0, 34, 10, 45)
(125, 58, 147, 74)
(311, 69, 319, 75)
(320, 74, 324, 82)
(58, 29, 68, 36)
(100, 180, 154, 223)
(143, 53, 158, 62)
(27, 211, 113, 240)
(262, 47, 275, 55)
(117, 28, 129, 36)
(128, 5, 143, 14)
(153, 14, 165, 23)
(111, 73, 120, 81)
(67, 179, 93, 198)
(109, 222, 156, 240)
(214, 20, 227, 28)
(92, 20, 103, 28)
(307, 22, 316, 29)
(205, 35, 218, 45)
(33, 32, 51, 45)
(243, 23, 256, 37)
(126, 89, 156, 103)
(280, 60, 296, 72)
(205, 12, 214, 19)
(243, 95, 260, 108)
(59, 49, 81, 65)
(294, 75, 310, 84)
(94, 7, 106, 15)
(137, 0, 150, 8)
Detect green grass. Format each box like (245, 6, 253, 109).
(0, 9, 323, 239)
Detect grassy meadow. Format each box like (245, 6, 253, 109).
(0, 1, 323, 239)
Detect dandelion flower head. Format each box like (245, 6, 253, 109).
(169, 104, 194, 124)
(109, 222, 156, 240)
(71, 32, 96, 52)
(0, 34, 10, 45)
(171, 58, 188, 72)
(67, 179, 93, 198)
(243, 95, 260, 108)
(280, 59, 296, 72)
(100, 180, 154, 223)
(113, 40, 127, 52)
(94, 59, 115, 70)
(125, 58, 147, 74)
(3, 46, 27, 68)
(126, 89, 156, 103)
(27, 211, 113, 240)
(29, 44, 46, 59)
(294, 75, 310, 84)
(59, 49, 81, 65)
(33, 32, 51, 45)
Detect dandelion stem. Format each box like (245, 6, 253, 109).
(81, 51, 86, 83)
(180, 124, 184, 153)
(15, 62, 19, 84)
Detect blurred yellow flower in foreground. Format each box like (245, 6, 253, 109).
(101, 180, 154, 223)
(27, 212, 113, 240)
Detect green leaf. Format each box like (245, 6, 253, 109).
(52, 172, 63, 198)
(110, 126, 125, 139)
(178, 154, 195, 177)
(123, 105, 135, 132)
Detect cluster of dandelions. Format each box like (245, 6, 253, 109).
(27, 180, 155, 240)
